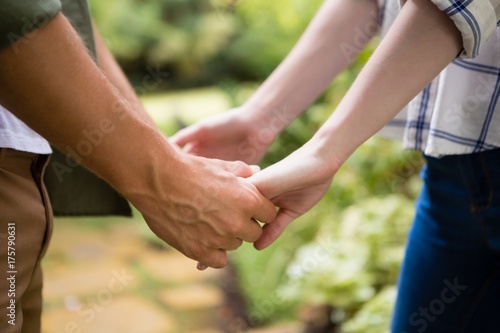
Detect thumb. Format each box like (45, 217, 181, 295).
(200, 249, 229, 269)
(247, 167, 281, 199)
(254, 210, 297, 250)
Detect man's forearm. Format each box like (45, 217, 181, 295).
(311, 0, 462, 169)
(93, 23, 157, 127)
(0, 13, 175, 195)
(244, 0, 379, 132)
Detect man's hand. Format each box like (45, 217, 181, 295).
(128, 153, 277, 268)
(170, 107, 276, 164)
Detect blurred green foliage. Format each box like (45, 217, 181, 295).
(90, 0, 237, 86)
(281, 195, 414, 329)
(343, 286, 397, 333)
(90, 0, 324, 87)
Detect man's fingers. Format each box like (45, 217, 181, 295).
(197, 244, 233, 271)
(194, 248, 228, 269)
(197, 262, 208, 271)
(238, 218, 264, 243)
(237, 193, 277, 242)
(253, 210, 296, 250)
(252, 194, 278, 225)
(223, 238, 244, 251)
(195, 240, 241, 270)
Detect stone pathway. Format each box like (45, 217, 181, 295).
(41, 217, 303, 333)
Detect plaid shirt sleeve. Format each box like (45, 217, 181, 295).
(430, 0, 500, 58)
(0, 0, 62, 50)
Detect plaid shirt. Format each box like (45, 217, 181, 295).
(378, 0, 500, 157)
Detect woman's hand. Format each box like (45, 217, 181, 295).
(170, 107, 277, 164)
(249, 143, 339, 249)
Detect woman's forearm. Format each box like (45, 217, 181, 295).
(243, 0, 379, 132)
(311, 0, 462, 170)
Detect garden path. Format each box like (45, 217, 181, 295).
(41, 218, 302, 333)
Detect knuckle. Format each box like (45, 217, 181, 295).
(225, 219, 243, 236)
(207, 234, 226, 248)
(196, 124, 210, 137)
(250, 226, 263, 241)
(234, 160, 247, 169)
(232, 160, 249, 173)
(247, 194, 262, 213)
(248, 228, 262, 243)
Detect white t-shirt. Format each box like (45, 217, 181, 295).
(0, 105, 52, 154)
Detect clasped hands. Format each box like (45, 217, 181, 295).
(162, 107, 336, 270)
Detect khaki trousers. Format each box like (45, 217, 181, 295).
(0, 148, 52, 333)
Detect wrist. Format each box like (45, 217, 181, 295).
(239, 101, 292, 144)
(92, 118, 178, 201)
(305, 128, 348, 178)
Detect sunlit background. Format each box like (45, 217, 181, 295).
(41, 0, 423, 332)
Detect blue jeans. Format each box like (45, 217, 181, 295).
(391, 148, 500, 333)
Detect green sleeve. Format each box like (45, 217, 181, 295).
(0, 0, 62, 50)
(61, 0, 97, 61)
